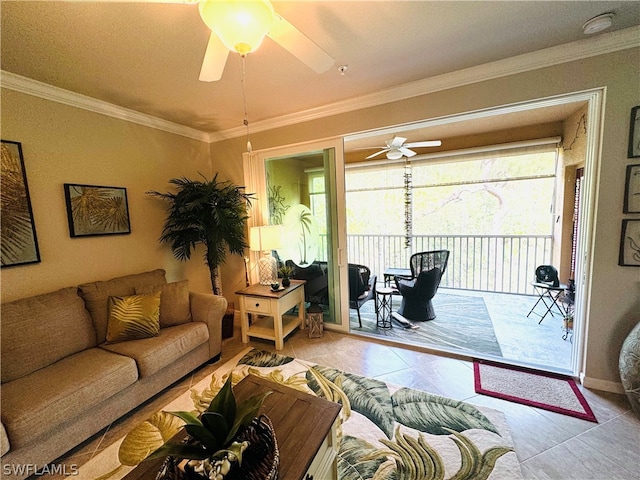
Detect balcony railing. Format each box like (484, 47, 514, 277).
(319, 234, 553, 295)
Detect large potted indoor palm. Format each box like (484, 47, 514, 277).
(148, 174, 254, 295)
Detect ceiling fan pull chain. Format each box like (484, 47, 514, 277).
(240, 54, 252, 153)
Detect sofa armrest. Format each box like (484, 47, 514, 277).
(1, 421, 10, 457)
(189, 292, 227, 359)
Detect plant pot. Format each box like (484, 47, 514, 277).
(157, 415, 279, 480)
(281, 277, 290, 287)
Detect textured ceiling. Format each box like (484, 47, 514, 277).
(2, 1, 639, 137)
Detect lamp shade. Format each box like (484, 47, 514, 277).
(250, 225, 283, 252)
(199, 0, 275, 56)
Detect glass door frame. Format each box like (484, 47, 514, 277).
(243, 137, 350, 333)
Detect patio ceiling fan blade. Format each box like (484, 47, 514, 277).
(366, 149, 390, 159)
(387, 136, 407, 148)
(267, 14, 335, 73)
(199, 33, 229, 82)
(399, 147, 417, 157)
(405, 140, 442, 148)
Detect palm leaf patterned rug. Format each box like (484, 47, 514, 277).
(78, 348, 523, 480)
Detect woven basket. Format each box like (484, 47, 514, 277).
(156, 415, 279, 480)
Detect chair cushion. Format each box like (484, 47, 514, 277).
(78, 269, 167, 344)
(106, 292, 161, 343)
(136, 280, 192, 327)
(1, 348, 138, 449)
(100, 322, 209, 378)
(1, 287, 97, 383)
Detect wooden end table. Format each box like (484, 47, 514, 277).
(236, 280, 306, 350)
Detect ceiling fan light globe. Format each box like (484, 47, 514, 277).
(199, 0, 275, 55)
(386, 150, 404, 160)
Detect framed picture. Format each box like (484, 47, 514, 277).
(629, 105, 640, 158)
(64, 183, 131, 237)
(624, 164, 640, 213)
(619, 219, 640, 267)
(1, 140, 41, 267)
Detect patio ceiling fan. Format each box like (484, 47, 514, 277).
(359, 136, 442, 160)
(81, 0, 335, 82)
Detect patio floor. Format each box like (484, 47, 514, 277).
(348, 287, 574, 373)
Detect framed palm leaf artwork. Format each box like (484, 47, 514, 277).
(1, 140, 41, 267)
(619, 219, 640, 267)
(64, 183, 131, 237)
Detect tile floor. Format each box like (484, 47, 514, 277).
(50, 327, 638, 480)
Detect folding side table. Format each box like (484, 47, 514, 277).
(527, 281, 568, 324)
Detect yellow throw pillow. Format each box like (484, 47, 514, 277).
(106, 292, 161, 343)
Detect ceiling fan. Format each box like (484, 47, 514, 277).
(359, 136, 442, 160)
(198, 0, 335, 81)
(61, 0, 333, 81)
(119, 0, 334, 82)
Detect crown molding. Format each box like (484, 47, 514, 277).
(0, 71, 210, 142)
(2, 26, 638, 144)
(210, 25, 640, 142)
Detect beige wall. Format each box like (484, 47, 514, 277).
(2, 47, 638, 390)
(210, 48, 640, 391)
(557, 105, 588, 282)
(0, 90, 215, 301)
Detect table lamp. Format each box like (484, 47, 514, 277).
(250, 225, 283, 285)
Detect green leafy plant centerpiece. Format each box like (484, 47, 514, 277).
(278, 265, 293, 287)
(148, 376, 271, 480)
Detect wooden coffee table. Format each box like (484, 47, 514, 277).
(124, 375, 341, 480)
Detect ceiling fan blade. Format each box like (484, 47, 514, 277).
(404, 140, 442, 148)
(267, 14, 334, 73)
(387, 136, 407, 148)
(399, 147, 417, 158)
(366, 149, 389, 159)
(199, 33, 229, 82)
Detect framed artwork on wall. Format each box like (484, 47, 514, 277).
(629, 105, 640, 158)
(619, 219, 640, 267)
(624, 164, 640, 213)
(64, 183, 131, 237)
(1, 140, 41, 267)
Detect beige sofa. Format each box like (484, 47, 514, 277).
(0, 269, 227, 479)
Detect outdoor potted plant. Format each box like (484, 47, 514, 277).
(147, 376, 277, 480)
(148, 174, 254, 295)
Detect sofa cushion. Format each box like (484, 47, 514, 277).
(78, 269, 167, 344)
(136, 280, 192, 327)
(1, 287, 97, 383)
(0, 348, 138, 449)
(106, 292, 161, 343)
(100, 322, 209, 378)
(1, 423, 9, 456)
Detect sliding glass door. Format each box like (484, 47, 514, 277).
(243, 139, 348, 331)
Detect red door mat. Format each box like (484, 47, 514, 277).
(474, 359, 597, 422)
